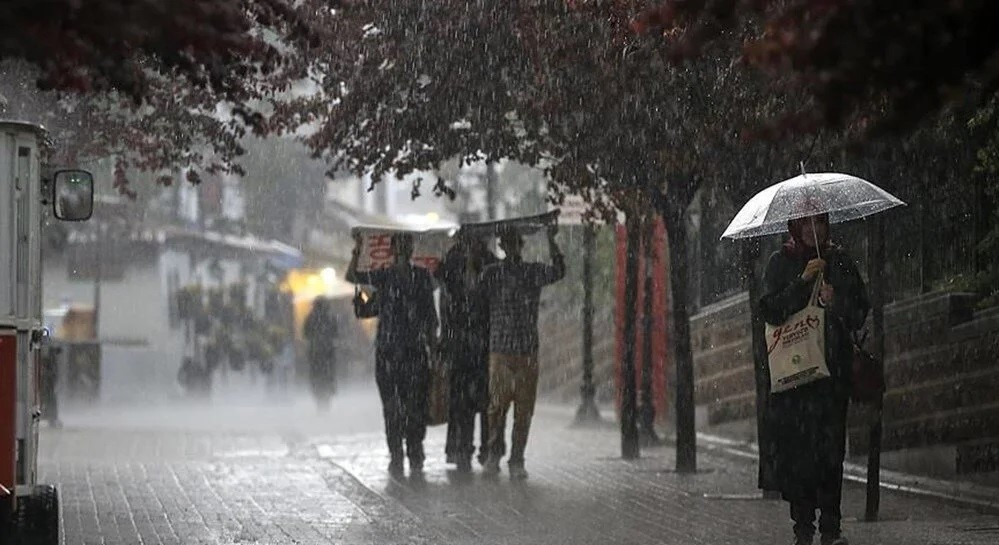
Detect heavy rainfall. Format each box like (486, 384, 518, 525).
(1, 2, 999, 545)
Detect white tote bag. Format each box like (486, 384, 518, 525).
(766, 277, 830, 393)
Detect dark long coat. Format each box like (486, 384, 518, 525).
(304, 299, 338, 394)
(759, 244, 869, 499)
(436, 246, 497, 409)
(435, 246, 498, 456)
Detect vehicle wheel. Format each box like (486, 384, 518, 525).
(0, 495, 16, 545)
(30, 485, 59, 545)
(12, 493, 32, 545)
(15, 486, 59, 545)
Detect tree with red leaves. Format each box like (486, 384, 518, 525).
(260, 0, 817, 465)
(264, 0, 551, 198)
(288, 0, 815, 467)
(633, 0, 999, 136)
(0, 0, 329, 190)
(1, 0, 318, 104)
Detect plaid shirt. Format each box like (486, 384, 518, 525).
(481, 256, 565, 355)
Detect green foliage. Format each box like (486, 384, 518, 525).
(540, 225, 617, 314)
(966, 94, 999, 307)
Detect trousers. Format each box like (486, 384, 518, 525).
(375, 345, 428, 464)
(485, 352, 539, 466)
(788, 470, 845, 539)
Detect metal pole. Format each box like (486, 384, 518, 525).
(865, 215, 886, 521)
(620, 215, 641, 459)
(93, 223, 102, 337)
(486, 161, 498, 221)
(574, 223, 601, 424)
(745, 239, 780, 497)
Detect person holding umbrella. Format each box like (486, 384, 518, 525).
(723, 172, 902, 545)
(760, 211, 869, 545)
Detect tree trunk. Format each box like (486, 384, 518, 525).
(663, 200, 696, 473)
(866, 215, 886, 521)
(639, 218, 661, 445)
(575, 223, 601, 424)
(620, 214, 641, 459)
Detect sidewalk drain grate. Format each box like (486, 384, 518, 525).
(842, 516, 910, 523)
(638, 468, 717, 475)
(960, 526, 999, 534)
(703, 492, 780, 501)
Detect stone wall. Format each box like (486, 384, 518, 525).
(848, 293, 999, 478)
(690, 289, 999, 479)
(690, 293, 757, 428)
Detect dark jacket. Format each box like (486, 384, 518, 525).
(759, 244, 869, 498)
(353, 264, 437, 353)
(435, 246, 497, 365)
(304, 300, 338, 364)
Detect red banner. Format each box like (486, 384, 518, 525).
(614, 219, 671, 424)
(0, 331, 17, 492)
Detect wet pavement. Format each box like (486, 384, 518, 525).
(40, 386, 999, 545)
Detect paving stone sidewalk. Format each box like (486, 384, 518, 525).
(322, 406, 999, 545)
(38, 392, 999, 545)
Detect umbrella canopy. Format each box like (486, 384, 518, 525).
(721, 172, 905, 240)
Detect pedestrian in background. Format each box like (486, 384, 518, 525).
(303, 296, 338, 412)
(346, 233, 438, 478)
(760, 213, 869, 545)
(436, 232, 501, 473)
(480, 224, 565, 480)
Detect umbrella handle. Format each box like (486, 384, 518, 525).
(809, 213, 825, 307)
(809, 271, 824, 307)
(811, 215, 822, 261)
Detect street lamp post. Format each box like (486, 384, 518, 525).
(486, 161, 498, 221)
(620, 215, 641, 459)
(92, 222, 104, 337)
(574, 224, 601, 425)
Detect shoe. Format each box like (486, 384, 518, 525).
(821, 537, 848, 545)
(456, 457, 473, 473)
(409, 468, 427, 484)
(409, 458, 424, 474)
(482, 456, 501, 478)
(508, 464, 529, 481)
(793, 537, 814, 545)
(388, 459, 405, 478)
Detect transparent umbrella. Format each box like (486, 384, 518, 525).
(720, 172, 906, 241)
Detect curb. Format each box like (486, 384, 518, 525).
(695, 431, 999, 515)
(538, 402, 999, 513)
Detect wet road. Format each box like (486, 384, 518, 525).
(41, 386, 999, 545)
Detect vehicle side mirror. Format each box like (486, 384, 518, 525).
(52, 169, 94, 221)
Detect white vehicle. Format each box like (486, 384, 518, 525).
(0, 120, 93, 545)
